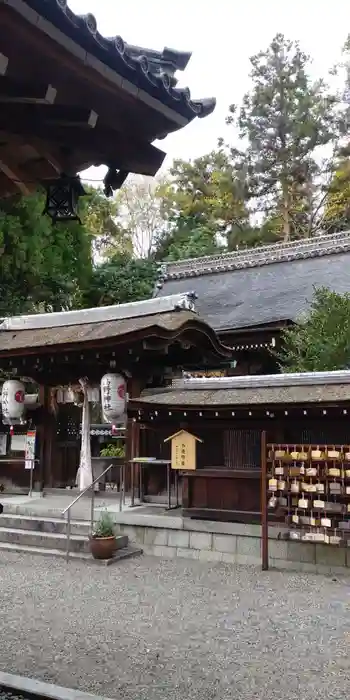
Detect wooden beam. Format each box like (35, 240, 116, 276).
(0, 6, 176, 143)
(0, 103, 98, 128)
(1, 0, 185, 127)
(0, 114, 165, 175)
(0, 77, 57, 104)
(0, 170, 19, 197)
(0, 130, 62, 174)
(0, 157, 30, 195)
(54, 108, 98, 129)
(142, 340, 169, 353)
(0, 54, 9, 76)
(21, 156, 60, 181)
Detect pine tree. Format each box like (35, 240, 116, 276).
(227, 34, 337, 241)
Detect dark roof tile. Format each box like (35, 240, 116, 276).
(24, 0, 215, 122)
(157, 232, 350, 330)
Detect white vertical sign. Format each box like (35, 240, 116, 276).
(25, 429, 36, 470)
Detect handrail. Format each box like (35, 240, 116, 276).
(62, 463, 114, 515)
(63, 462, 125, 562)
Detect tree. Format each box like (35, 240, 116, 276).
(226, 34, 337, 242)
(113, 175, 167, 259)
(314, 35, 350, 235)
(0, 190, 92, 315)
(279, 287, 350, 372)
(154, 150, 249, 259)
(322, 158, 350, 233)
(84, 252, 157, 308)
(155, 223, 222, 261)
(82, 186, 130, 259)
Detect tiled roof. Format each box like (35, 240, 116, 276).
(0, 293, 197, 331)
(156, 232, 350, 331)
(130, 384, 350, 407)
(0, 309, 231, 356)
(130, 373, 350, 407)
(24, 0, 215, 122)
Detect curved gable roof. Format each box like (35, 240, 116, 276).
(0, 294, 231, 358)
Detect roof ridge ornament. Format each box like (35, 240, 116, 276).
(160, 231, 350, 280)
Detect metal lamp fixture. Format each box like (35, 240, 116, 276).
(43, 175, 86, 223)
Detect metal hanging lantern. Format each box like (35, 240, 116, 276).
(43, 175, 86, 223)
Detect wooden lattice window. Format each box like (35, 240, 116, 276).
(224, 429, 261, 469)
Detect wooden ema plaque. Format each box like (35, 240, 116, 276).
(262, 444, 350, 568)
(164, 430, 202, 470)
(261, 437, 350, 569)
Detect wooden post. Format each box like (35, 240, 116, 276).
(126, 376, 144, 492)
(38, 385, 53, 489)
(261, 429, 269, 571)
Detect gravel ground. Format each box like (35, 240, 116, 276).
(1, 553, 350, 699)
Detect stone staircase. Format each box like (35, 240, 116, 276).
(0, 511, 142, 563)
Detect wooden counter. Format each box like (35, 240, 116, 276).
(182, 468, 261, 523)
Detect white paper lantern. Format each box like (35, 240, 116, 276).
(1, 380, 25, 421)
(101, 373, 126, 422)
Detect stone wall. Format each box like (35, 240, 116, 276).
(114, 518, 350, 575)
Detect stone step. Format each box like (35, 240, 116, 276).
(2, 502, 89, 518)
(0, 526, 89, 553)
(1, 498, 119, 520)
(0, 526, 128, 553)
(0, 540, 142, 564)
(0, 513, 90, 535)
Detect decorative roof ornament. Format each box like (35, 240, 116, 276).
(152, 264, 168, 297)
(30, 0, 216, 121)
(103, 169, 129, 198)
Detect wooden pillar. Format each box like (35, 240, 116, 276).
(125, 376, 144, 491)
(125, 415, 132, 492)
(38, 385, 55, 489)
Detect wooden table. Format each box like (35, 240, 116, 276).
(128, 458, 179, 510)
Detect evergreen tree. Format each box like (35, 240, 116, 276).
(322, 158, 350, 233)
(0, 190, 92, 315)
(227, 34, 337, 241)
(84, 253, 157, 307)
(155, 150, 249, 259)
(279, 288, 350, 372)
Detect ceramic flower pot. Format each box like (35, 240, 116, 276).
(89, 535, 116, 560)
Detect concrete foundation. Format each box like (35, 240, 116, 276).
(112, 514, 350, 575)
(2, 494, 350, 575)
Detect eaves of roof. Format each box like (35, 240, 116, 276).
(129, 383, 350, 408)
(0, 310, 232, 359)
(21, 0, 215, 125)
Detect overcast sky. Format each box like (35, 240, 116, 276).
(69, 0, 349, 181)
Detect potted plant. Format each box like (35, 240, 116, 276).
(92, 443, 125, 490)
(90, 510, 116, 560)
(100, 443, 125, 459)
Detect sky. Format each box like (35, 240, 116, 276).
(68, 0, 350, 183)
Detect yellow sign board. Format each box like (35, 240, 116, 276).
(164, 430, 202, 471)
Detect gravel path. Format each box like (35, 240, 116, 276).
(1, 553, 350, 699)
